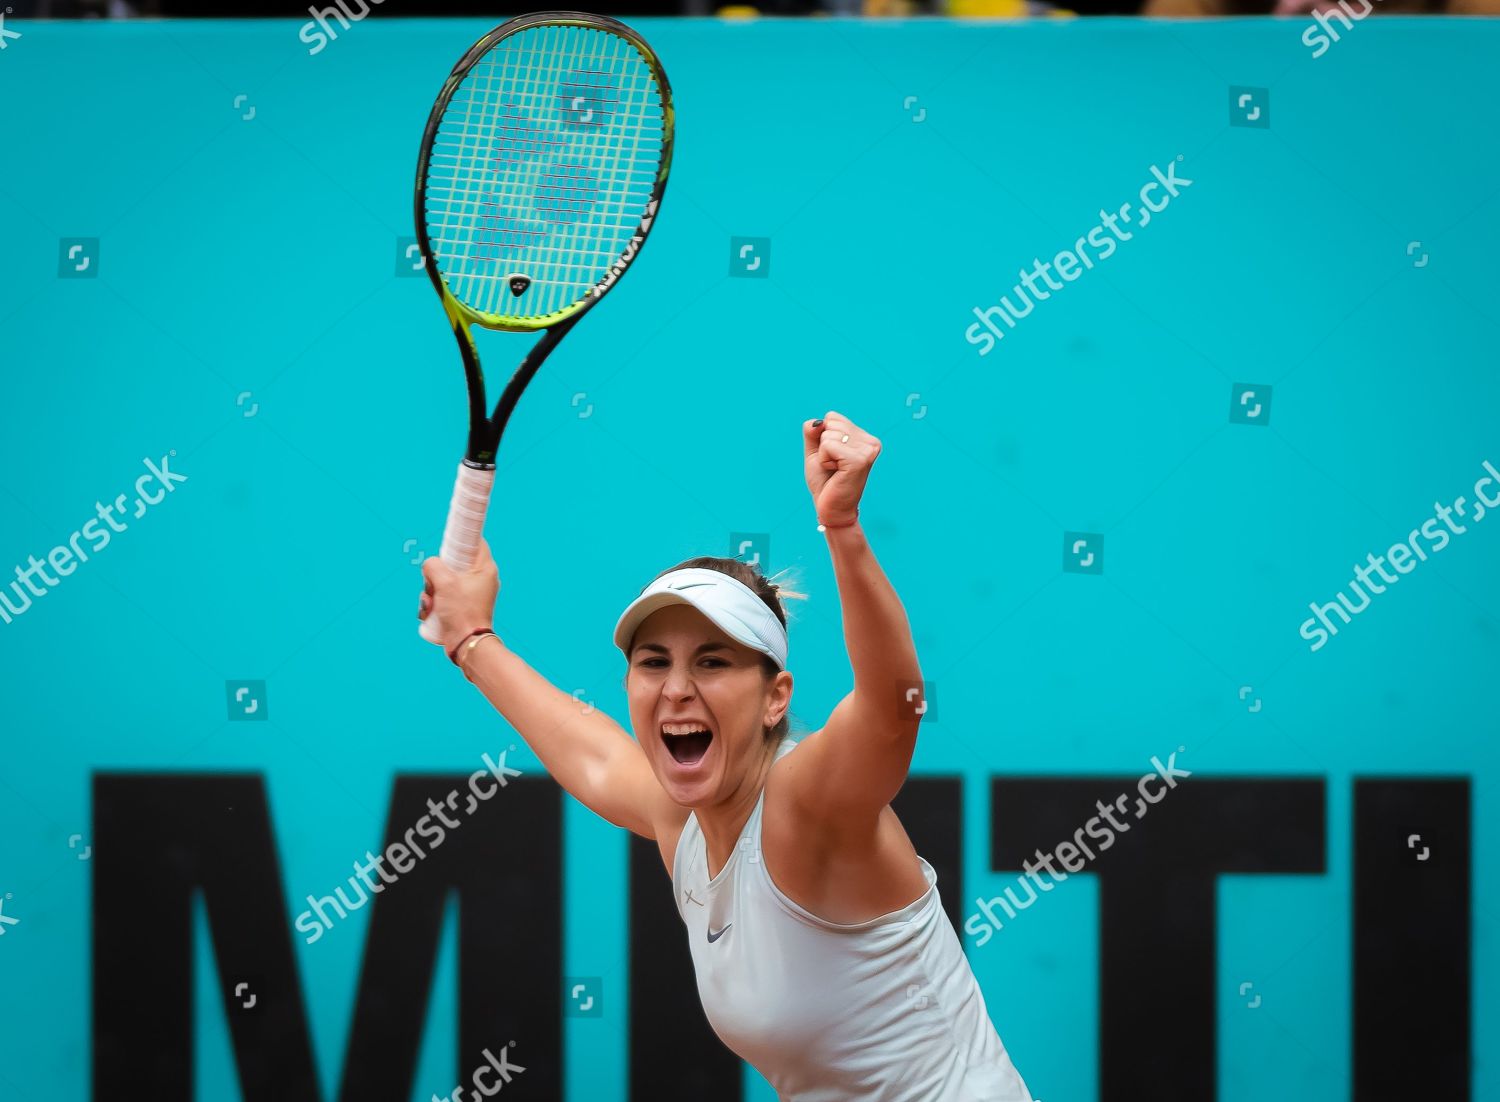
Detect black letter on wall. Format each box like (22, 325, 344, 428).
(94, 773, 562, 1101)
(1353, 777, 1470, 1101)
(991, 776, 1325, 1102)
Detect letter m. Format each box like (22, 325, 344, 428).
(93, 774, 563, 1100)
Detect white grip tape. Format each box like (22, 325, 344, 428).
(418, 462, 495, 644)
(438, 462, 495, 569)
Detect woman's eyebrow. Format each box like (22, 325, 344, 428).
(634, 642, 732, 655)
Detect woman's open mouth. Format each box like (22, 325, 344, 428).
(661, 722, 713, 766)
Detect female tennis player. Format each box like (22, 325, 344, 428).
(420, 411, 1035, 1101)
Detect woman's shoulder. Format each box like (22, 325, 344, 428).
(761, 733, 847, 857)
(763, 735, 815, 814)
(760, 733, 934, 923)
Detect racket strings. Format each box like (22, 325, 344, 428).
(425, 23, 666, 323)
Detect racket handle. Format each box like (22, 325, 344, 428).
(418, 461, 496, 644)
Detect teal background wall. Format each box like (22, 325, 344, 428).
(0, 14, 1497, 1102)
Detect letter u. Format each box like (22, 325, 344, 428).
(1338, 580, 1371, 615)
(334, 877, 370, 912)
(999, 287, 1034, 320)
(0, 581, 33, 620)
(1004, 877, 1039, 911)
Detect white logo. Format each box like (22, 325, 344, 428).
(0, 895, 18, 934)
(591, 201, 657, 297)
(0, 12, 21, 50)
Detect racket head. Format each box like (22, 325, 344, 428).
(415, 11, 674, 334)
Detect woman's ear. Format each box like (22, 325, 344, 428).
(765, 670, 793, 727)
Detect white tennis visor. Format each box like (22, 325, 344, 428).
(613, 567, 788, 671)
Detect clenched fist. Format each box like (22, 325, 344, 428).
(802, 411, 879, 529)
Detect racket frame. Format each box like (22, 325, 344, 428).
(413, 9, 675, 468)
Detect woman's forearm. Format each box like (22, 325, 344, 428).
(824, 521, 922, 698)
(460, 636, 637, 804)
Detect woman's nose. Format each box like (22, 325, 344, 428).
(663, 665, 696, 698)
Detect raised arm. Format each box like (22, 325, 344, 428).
(421, 540, 673, 839)
(784, 412, 924, 824)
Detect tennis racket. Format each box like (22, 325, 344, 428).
(415, 10, 674, 643)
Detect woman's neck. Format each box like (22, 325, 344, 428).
(696, 743, 778, 879)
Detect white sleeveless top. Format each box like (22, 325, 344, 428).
(670, 738, 1035, 1101)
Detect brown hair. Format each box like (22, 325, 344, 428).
(637, 556, 807, 745)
